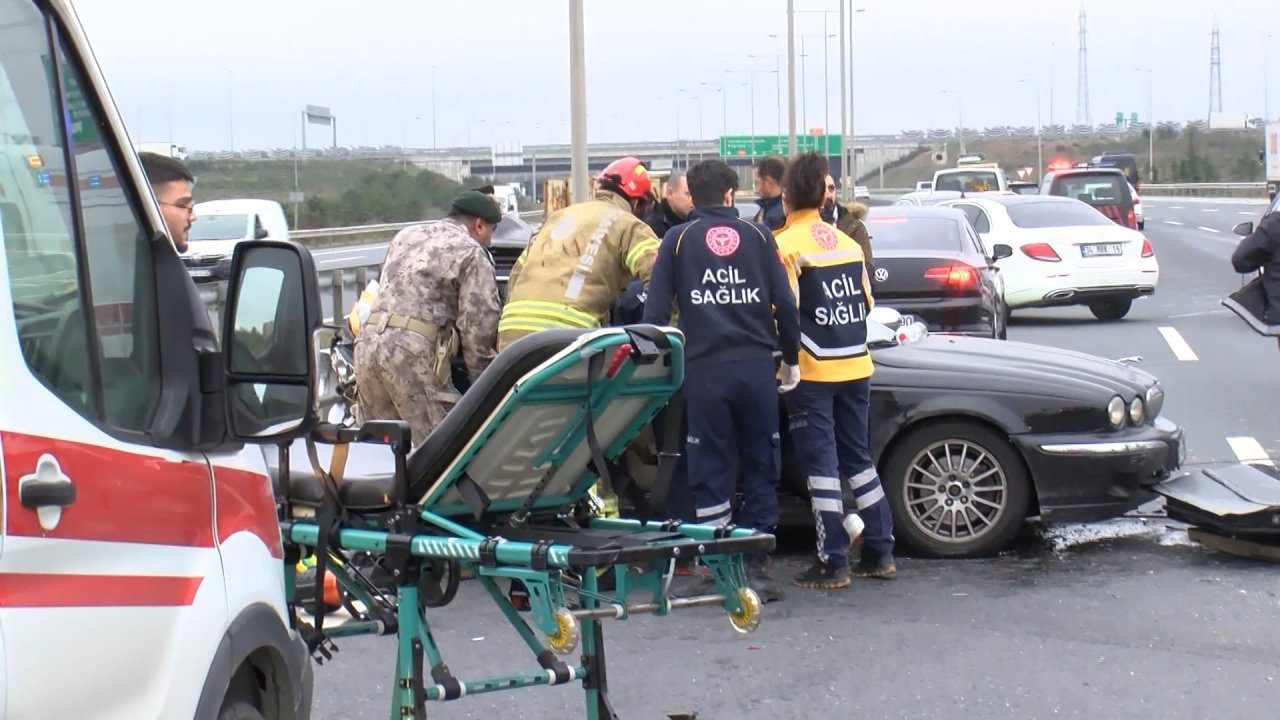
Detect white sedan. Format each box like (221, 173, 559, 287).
(936, 195, 1158, 321)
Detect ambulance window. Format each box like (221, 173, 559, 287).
(0, 6, 160, 433)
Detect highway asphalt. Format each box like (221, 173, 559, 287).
(299, 195, 1280, 719)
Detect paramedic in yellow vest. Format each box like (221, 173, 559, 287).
(498, 156, 661, 350)
(774, 151, 896, 590)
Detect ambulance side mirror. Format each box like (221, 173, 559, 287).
(221, 240, 323, 443)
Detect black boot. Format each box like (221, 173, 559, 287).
(748, 557, 786, 603)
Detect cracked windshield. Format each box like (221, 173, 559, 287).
(3, 0, 1279, 718)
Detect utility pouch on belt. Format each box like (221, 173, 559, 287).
(433, 325, 459, 386)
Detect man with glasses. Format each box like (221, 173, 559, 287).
(138, 151, 195, 252)
(355, 189, 503, 446)
(821, 173, 875, 276)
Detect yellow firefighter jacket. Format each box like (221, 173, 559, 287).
(773, 208, 875, 383)
(499, 190, 660, 342)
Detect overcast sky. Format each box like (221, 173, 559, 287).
(72, 0, 1280, 151)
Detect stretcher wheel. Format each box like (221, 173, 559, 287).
(546, 607, 580, 655)
(728, 588, 762, 635)
(418, 558, 460, 608)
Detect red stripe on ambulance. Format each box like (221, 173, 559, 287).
(214, 465, 284, 559)
(2, 432, 283, 557)
(2, 431, 214, 547)
(0, 573, 204, 608)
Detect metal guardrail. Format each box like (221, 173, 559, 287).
(1136, 182, 1270, 198)
(289, 209, 545, 248)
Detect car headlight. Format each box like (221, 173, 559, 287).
(1145, 383, 1164, 419)
(1128, 396, 1145, 425)
(1107, 396, 1126, 429)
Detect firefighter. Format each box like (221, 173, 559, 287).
(497, 156, 661, 350)
(642, 159, 801, 602)
(774, 152, 896, 589)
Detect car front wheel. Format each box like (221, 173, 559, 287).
(881, 421, 1032, 558)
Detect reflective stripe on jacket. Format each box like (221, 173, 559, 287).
(500, 190, 660, 333)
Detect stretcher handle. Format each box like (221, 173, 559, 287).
(310, 419, 412, 449)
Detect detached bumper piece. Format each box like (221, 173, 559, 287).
(1156, 463, 1280, 551)
(270, 325, 775, 720)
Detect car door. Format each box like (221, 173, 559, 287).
(948, 202, 994, 250)
(0, 7, 227, 717)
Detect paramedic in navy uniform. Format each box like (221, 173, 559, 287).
(642, 159, 802, 603)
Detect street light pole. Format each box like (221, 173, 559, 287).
(568, 0, 589, 204)
(824, 14, 830, 159)
(839, 0, 848, 198)
(1017, 79, 1043, 180)
(787, 0, 797, 155)
(776, 56, 782, 138)
(848, 6, 864, 186)
(1146, 68, 1154, 182)
(800, 36, 807, 134)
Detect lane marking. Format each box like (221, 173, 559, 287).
(1169, 206, 1183, 210)
(1157, 326, 1199, 361)
(1197, 226, 1220, 233)
(1164, 220, 1183, 225)
(1227, 436, 1275, 468)
(1202, 208, 1219, 213)
(1240, 211, 1257, 215)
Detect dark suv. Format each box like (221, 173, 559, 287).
(1039, 168, 1139, 230)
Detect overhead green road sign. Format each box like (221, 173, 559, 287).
(718, 134, 842, 157)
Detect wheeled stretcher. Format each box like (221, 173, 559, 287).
(266, 325, 775, 719)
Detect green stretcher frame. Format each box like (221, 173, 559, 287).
(275, 325, 776, 720)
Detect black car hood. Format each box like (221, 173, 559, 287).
(872, 334, 1156, 400)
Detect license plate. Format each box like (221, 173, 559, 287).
(189, 269, 212, 278)
(1081, 243, 1123, 257)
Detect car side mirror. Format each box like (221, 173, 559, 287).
(254, 218, 270, 240)
(221, 240, 323, 442)
(992, 243, 1014, 261)
(1233, 221, 1255, 237)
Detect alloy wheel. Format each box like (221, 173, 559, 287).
(901, 439, 1008, 544)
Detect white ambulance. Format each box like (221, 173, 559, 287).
(0, 0, 320, 718)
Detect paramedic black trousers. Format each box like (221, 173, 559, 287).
(684, 353, 781, 556)
(784, 377, 894, 569)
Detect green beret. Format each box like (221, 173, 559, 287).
(451, 189, 502, 224)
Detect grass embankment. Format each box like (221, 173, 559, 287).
(186, 158, 484, 233)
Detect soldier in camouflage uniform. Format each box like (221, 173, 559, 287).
(498, 156, 662, 350)
(355, 190, 503, 446)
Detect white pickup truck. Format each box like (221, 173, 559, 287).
(931, 164, 1011, 193)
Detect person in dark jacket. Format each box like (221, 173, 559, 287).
(1229, 210, 1280, 342)
(615, 172, 694, 325)
(642, 170, 693, 239)
(820, 173, 875, 275)
(752, 155, 787, 231)
(643, 158, 801, 602)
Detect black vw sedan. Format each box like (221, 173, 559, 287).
(620, 309, 1185, 559)
(864, 206, 1011, 340)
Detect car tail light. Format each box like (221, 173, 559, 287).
(1126, 209, 1137, 229)
(924, 264, 979, 291)
(1020, 243, 1062, 262)
(1141, 237, 1154, 258)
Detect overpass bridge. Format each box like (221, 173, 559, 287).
(402, 136, 922, 190)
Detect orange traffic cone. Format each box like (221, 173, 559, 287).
(323, 571, 340, 609)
